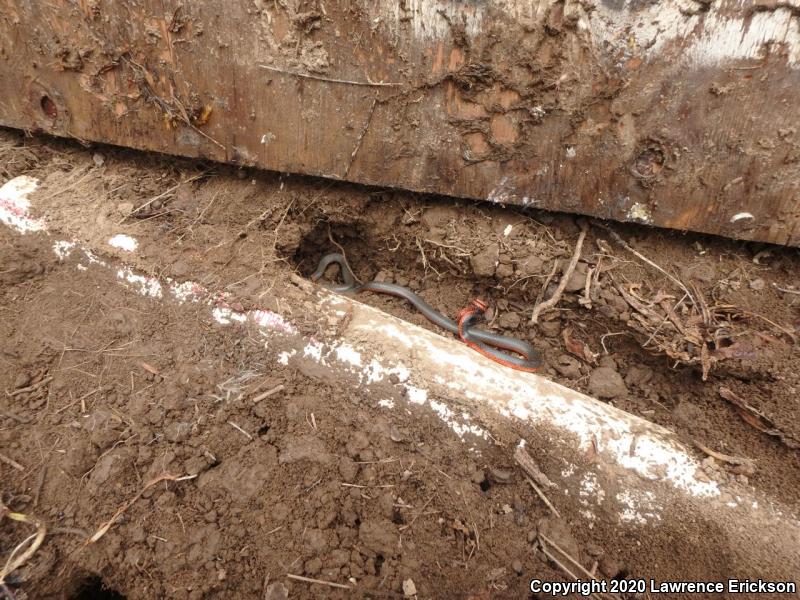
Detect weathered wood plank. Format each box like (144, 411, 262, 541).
(1, 0, 798, 244)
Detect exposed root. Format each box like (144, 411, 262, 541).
(87, 472, 196, 544)
(531, 220, 588, 323)
(0, 507, 47, 588)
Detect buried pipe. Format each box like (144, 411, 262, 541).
(2, 176, 799, 587)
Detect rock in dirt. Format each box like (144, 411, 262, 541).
(389, 424, 405, 442)
(588, 367, 628, 399)
(488, 466, 514, 484)
(517, 255, 544, 277)
(403, 578, 417, 596)
(538, 319, 561, 338)
(497, 311, 521, 329)
(512, 559, 523, 575)
(539, 517, 581, 562)
(87, 447, 132, 494)
(338, 456, 359, 482)
(279, 434, 331, 464)
(672, 401, 712, 437)
(303, 528, 330, 555)
(13, 372, 31, 389)
(564, 268, 587, 293)
(600, 556, 624, 579)
(264, 582, 289, 600)
(553, 354, 582, 379)
(359, 519, 398, 556)
(116, 202, 134, 217)
(625, 364, 654, 388)
(346, 431, 370, 457)
(470, 243, 499, 277)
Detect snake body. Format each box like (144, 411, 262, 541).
(311, 253, 542, 372)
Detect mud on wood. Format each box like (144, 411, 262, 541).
(1, 0, 799, 245)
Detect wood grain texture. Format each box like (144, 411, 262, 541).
(1, 0, 798, 245)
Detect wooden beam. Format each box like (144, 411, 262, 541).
(1, 0, 798, 245)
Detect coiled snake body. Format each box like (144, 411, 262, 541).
(311, 253, 541, 372)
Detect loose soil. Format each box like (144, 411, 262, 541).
(1, 128, 798, 599)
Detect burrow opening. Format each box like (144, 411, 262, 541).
(69, 575, 126, 600)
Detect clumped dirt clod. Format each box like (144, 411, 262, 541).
(1, 128, 799, 598)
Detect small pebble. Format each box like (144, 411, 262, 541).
(13, 372, 31, 389)
(488, 466, 513, 484)
(389, 424, 404, 443)
(117, 202, 134, 216)
(512, 559, 523, 575)
(402, 578, 417, 596)
(92, 152, 105, 166)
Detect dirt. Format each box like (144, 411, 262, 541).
(1, 128, 799, 599)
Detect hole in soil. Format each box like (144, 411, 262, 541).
(374, 554, 385, 574)
(291, 221, 376, 282)
(611, 569, 630, 582)
(479, 476, 492, 492)
(71, 575, 126, 600)
(40, 95, 58, 119)
(391, 507, 406, 525)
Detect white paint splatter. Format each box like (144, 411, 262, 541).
(627, 203, 652, 224)
(53, 241, 77, 260)
(335, 344, 363, 368)
(0, 176, 45, 233)
(116, 267, 163, 298)
(373, 0, 800, 68)
(278, 349, 297, 365)
(108, 234, 138, 252)
(731, 212, 755, 223)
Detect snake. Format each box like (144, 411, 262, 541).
(310, 253, 542, 372)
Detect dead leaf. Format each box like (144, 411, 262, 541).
(562, 328, 598, 364)
(140, 362, 160, 375)
(712, 339, 757, 361)
(694, 441, 756, 476)
(719, 387, 799, 449)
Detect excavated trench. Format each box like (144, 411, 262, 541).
(286, 198, 800, 511)
(1, 129, 799, 598)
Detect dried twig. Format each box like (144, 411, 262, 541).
(0, 452, 24, 472)
(227, 421, 253, 440)
(525, 476, 560, 518)
(514, 445, 554, 488)
(719, 387, 798, 449)
(773, 283, 800, 296)
(87, 473, 196, 544)
(594, 223, 696, 307)
(118, 173, 206, 224)
(259, 64, 401, 87)
(539, 540, 604, 600)
(252, 384, 285, 403)
(515, 445, 560, 516)
(532, 220, 588, 323)
(0, 508, 47, 586)
(540, 533, 619, 600)
(7, 377, 52, 398)
(286, 573, 352, 590)
(326, 224, 361, 284)
(740, 310, 797, 344)
(694, 441, 756, 475)
(344, 94, 378, 178)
